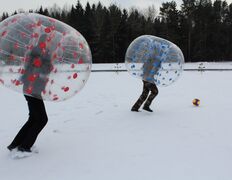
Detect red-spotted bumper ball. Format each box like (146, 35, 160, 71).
(0, 13, 92, 101)
(125, 35, 184, 87)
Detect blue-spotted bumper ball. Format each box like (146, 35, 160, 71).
(125, 35, 184, 86)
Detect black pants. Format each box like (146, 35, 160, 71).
(132, 80, 158, 110)
(9, 95, 48, 150)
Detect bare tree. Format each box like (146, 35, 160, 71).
(142, 5, 158, 22)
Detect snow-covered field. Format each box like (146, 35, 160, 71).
(0, 63, 232, 180)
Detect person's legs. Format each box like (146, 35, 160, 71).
(143, 83, 158, 112)
(131, 81, 149, 111)
(19, 95, 48, 150)
(8, 95, 48, 151)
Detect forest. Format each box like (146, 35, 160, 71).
(1, 0, 232, 63)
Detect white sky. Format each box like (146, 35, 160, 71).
(0, 0, 232, 15)
(0, 0, 181, 15)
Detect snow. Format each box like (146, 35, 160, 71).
(1, 63, 232, 180)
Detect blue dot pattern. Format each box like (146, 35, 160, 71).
(125, 35, 184, 87)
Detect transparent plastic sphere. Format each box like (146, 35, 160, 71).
(125, 35, 184, 86)
(0, 13, 92, 101)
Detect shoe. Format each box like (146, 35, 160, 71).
(7, 144, 17, 151)
(131, 107, 139, 112)
(143, 106, 153, 112)
(17, 146, 32, 153)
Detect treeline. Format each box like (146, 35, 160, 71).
(1, 0, 232, 63)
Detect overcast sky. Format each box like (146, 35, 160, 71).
(0, 0, 232, 15)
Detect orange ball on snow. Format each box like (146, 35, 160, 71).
(192, 98, 200, 106)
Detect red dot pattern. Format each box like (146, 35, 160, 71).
(0, 13, 92, 101)
(33, 58, 42, 67)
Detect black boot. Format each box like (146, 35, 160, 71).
(143, 106, 153, 112)
(7, 144, 17, 151)
(131, 107, 139, 112)
(17, 146, 32, 152)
